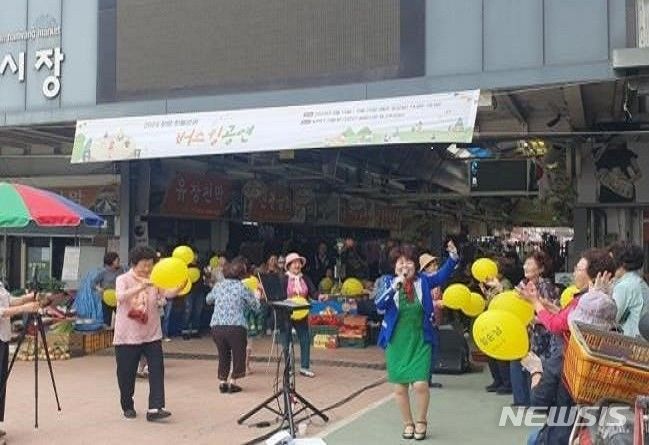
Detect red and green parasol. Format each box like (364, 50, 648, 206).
(0, 182, 105, 228)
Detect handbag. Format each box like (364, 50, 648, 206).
(127, 308, 148, 324)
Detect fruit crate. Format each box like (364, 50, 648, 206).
(338, 336, 368, 348)
(310, 325, 339, 338)
(312, 334, 338, 349)
(70, 329, 114, 355)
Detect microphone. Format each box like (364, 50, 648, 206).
(396, 273, 407, 289)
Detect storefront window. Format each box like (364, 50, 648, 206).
(25, 238, 51, 284)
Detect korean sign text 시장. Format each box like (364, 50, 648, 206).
(0, 46, 64, 99)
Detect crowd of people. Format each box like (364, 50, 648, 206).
(2, 233, 648, 443)
(475, 242, 649, 445)
(101, 236, 649, 441)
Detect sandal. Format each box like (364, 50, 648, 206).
(402, 423, 415, 439)
(414, 421, 427, 440)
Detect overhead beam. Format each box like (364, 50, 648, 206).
(15, 128, 74, 144)
(562, 85, 587, 130)
(498, 94, 528, 132)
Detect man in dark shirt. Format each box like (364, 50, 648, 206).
(93, 252, 124, 326)
(340, 238, 369, 280)
(310, 242, 332, 285)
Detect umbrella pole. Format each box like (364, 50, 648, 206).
(2, 231, 6, 284)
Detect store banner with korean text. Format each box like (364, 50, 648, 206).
(161, 173, 231, 219)
(49, 184, 120, 215)
(340, 197, 374, 228)
(244, 184, 295, 223)
(71, 90, 480, 163)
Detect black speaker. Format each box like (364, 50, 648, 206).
(432, 326, 470, 374)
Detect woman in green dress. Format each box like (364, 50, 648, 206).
(375, 242, 459, 440)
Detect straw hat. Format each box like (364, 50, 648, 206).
(285, 252, 307, 268)
(419, 253, 438, 272)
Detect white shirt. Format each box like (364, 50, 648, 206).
(0, 284, 12, 342)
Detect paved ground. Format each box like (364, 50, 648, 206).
(2, 353, 390, 445)
(321, 371, 531, 445)
(160, 335, 386, 369)
(1, 338, 532, 444)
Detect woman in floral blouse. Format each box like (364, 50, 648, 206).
(511, 250, 557, 407)
(207, 256, 262, 393)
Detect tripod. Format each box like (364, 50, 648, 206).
(6, 312, 62, 428)
(238, 300, 328, 441)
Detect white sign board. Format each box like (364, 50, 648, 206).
(61, 246, 80, 282)
(61, 246, 106, 289)
(71, 90, 480, 163)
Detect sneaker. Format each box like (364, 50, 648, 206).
(163, 337, 171, 342)
(146, 408, 172, 422)
(485, 383, 500, 392)
(428, 381, 443, 389)
(123, 409, 137, 419)
(299, 368, 315, 378)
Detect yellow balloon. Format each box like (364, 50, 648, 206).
(178, 279, 192, 296)
(341, 278, 364, 297)
(172, 245, 195, 265)
(102, 289, 117, 308)
(188, 267, 201, 284)
(319, 277, 334, 293)
(462, 292, 486, 317)
(473, 309, 529, 360)
(489, 290, 535, 325)
(289, 297, 309, 321)
(471, 258, 499, 283)
(209, 256, 220, 269)
(560, 285, 580, 308)
(151, 257, 189, 290)
(442, 284, 471, 310)
(241, 276, 259, 292)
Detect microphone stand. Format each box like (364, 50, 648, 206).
(238, 300, 328, 443)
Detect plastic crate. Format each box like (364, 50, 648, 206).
(310, 325, 339, 337)
(338, 336, 368, 348)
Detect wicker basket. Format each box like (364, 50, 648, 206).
(563, 321, 649, 404)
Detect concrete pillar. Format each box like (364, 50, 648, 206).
(119, 162, 131, 261)
(211, 220, 229, 253)
(571, 207, 588, 265)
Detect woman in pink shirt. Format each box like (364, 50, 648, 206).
(114, 246, 180, 422)
(520, 249, 616, 336)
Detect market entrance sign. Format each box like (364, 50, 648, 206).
(71, 90, 480, 164)
(0, 26, 64, 99)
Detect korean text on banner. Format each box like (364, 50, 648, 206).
(71, 90, 480, 163)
